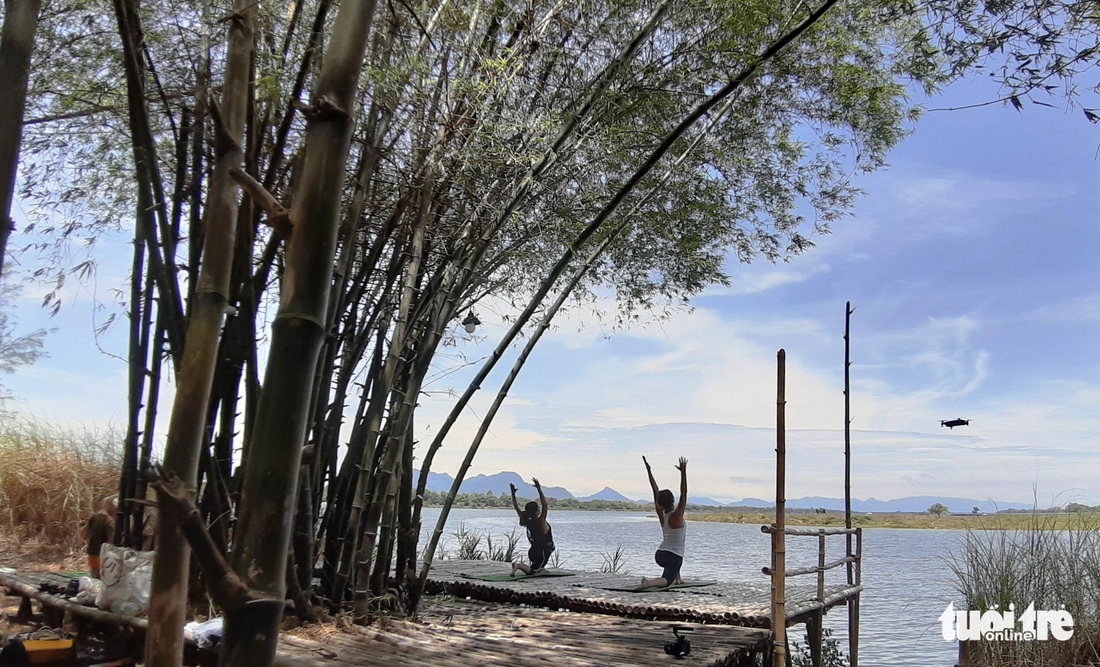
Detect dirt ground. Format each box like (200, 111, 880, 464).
(0, 532, 363, 664)
(0, 531, 89, 641)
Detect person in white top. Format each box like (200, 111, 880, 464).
(639, 456, 688, 589)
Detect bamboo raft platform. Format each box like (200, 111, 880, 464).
(2, 560, 859, 665)
(2, 569, 772, 666)
(422, 559, 862, 628)
(276, 597, 772, 666)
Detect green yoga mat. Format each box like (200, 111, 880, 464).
(461, 569, 575, 582)
(602, 580, 717, 592)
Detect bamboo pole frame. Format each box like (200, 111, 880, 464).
(772, 349, 787, 667)
(844, 301, 860, 667)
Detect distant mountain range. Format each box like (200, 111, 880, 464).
(421, 470, 575, 500)
(418, 471, 1034, 513)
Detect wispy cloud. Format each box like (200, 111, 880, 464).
(1025, 294, 1100, 324)
(710, 262, 832, 296)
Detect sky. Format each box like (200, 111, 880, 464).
(4, 74, 1099, 509)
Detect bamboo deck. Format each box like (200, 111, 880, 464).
(2, 562, 861, 666)
(276, 597, 771, 666)
(422, 560, 862, 628)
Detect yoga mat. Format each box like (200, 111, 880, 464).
(461, 569, 575, 582)
(601, 580, 717, 592)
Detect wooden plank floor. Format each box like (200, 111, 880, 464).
(3, 563, 858, 665)
(276, 597, 770, 667)
(422, 560, 861, 628)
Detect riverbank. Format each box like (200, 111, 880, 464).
(689, 509, 1100, 530)
(420, 497, 1100, 530)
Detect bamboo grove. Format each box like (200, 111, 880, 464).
(5, 0, 1100, 664)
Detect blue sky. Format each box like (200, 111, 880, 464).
(6, 74, 1099, 509)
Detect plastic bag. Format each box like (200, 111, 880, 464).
(183, 617, 224, 649)
(95, 544, 153, 616)
(74, 577, 103, 605)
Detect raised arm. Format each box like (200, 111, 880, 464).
(509, 483, 523, 520)
(643, 456, 662, 519)
(671, 457, 688, 522)
(533, 478, 549, 525)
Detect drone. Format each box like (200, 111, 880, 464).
(940, 418, 970, 429)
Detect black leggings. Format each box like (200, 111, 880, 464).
(655, 549, 683, 583)
(529, 545, 554, 572)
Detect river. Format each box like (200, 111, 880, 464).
(419, 508, 962, 666)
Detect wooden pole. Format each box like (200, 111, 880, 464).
(844, 301, 859, 667)
(809, 613, 822, 667)
(0, 0, 41, 285)
(817, 531, 826, 602)
(809, 531, 825, 667)
(844, 301, 852, 535)
(772, 349, 787, 667)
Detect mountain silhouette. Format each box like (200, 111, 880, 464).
(417, 471, 1032, 513)
(577, 487, 633, 502)
(418, 470, 573, 500)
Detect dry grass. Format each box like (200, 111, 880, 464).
(0, 417, 122, 561)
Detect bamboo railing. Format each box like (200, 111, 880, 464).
(760, 524, 862, 667)
(760, 525, 862, 600)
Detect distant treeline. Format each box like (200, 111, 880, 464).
(998, 502, 1100, 514)
(418, 490, 772, 513)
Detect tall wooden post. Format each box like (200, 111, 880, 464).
(809, 530, 826, 667)
(844, 302, 859, 666)
(772, 349, 787, 667)
(0, 0, 41, 284)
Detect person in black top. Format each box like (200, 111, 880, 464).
(510, 477, 555, 576)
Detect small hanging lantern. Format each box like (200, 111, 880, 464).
(461, 312, 481, 334)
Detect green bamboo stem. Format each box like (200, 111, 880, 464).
(223, 0, 378, 661)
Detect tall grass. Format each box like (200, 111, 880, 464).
(946, 509, 1100, 665)
(0, 417, 122, 555)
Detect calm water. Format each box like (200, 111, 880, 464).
(419, 509, 962, 667)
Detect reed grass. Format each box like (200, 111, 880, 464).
(451, 522, 486, 560)
(0, 417, 121, 556)
(945, 509, 1100, 666)
(598, 544, 628, 574)
(485, 528, 521, 563)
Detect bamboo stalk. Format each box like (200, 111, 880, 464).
(844, 300, 858, 667)
(0, 573, 147, 630)
(143, 0, 254, 657)
(0, 0, 40, 283)
(224, 0, 379, 661)
(817, 533, 826, 603)
(772, 349, 787, 667)
(766, 526, 858, 536)
(763, 556, 857, 577)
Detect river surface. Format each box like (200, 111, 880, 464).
(419, 508, 962, 667)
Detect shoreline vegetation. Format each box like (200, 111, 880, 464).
(422, 489, 1099, 530)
